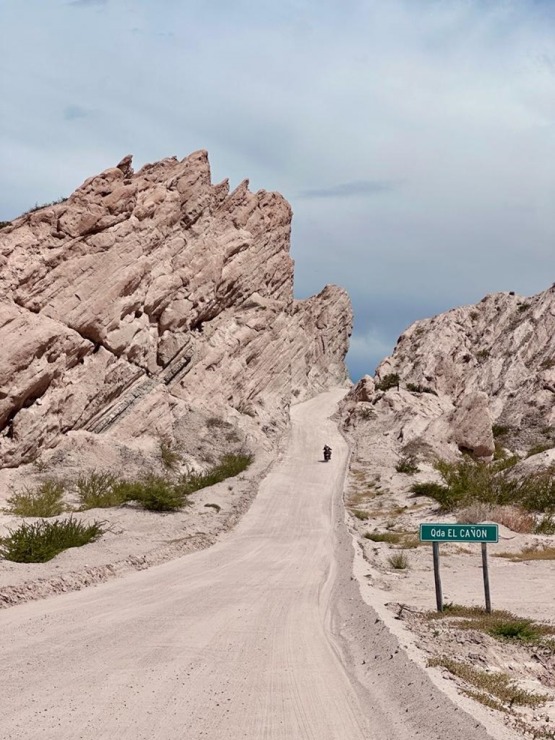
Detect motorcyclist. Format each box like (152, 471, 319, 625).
(323, 445, 332, 461)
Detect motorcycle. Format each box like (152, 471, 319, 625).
(323, 447, 332, 462)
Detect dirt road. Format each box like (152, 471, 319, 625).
(0, 390, 496, 739)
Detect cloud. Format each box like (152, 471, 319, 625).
(63, 105, 89, 121)
(297, 180, 400, 199)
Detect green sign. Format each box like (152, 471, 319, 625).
(420, 523, 498, 543)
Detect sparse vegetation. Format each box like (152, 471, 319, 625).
(0, 517, 105, 563)
(496, 546, 555, 562)
(492, 424, 511, 438)
(526, 442, 554, 458)
(395, 456, 419, 475)
(535, 513, 555, 535)
(476, 349, 490, 360)
(388, 551, 410, 569)
(0, 221, 11, 229)
(181, 453, 253, 494)
(365, 531, 402, 544)
(159, 438, 182, 470)
(352, 509, 370, 520)
(375, 373, 400, 391)
(429, 656, 548, 708)
(118, 476, 191, 512)
(411, 459, 555, 513)
(22, 197, 67, 216)
(540, 358, 555, 370)
(77, 472, 127, 510)
(4, 480, 65, 518)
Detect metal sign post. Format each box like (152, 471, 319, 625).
(419, 523, 498, 613)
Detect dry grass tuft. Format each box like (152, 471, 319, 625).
(429, 656, 549, 707)
(496, 545, 555, 562)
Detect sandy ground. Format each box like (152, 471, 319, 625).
(0, 390, 507, 739)
(344, 417, 555, 739)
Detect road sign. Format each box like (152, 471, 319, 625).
(419, 523, 498, 543)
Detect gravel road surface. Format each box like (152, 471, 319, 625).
(0, 390, 497, 739)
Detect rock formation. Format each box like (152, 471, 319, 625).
(0, 150, 352, 469)
(345, 286, 555, 461)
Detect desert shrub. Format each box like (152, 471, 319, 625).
(413, 459, 554, 513)
(395, 456, 419, 475)
(0, 221, 10, 229)
(375, 373, 400, 391)
(517, 303, 530, 313)
(159, 438, 181, 470)
(457, 502, 493, 524)
(119, 476, 190, 512)
(540, 358, 555, 370)
(490, 506, 535, 534)
(411, 481, 454, 508)
(535, 513, 555, 535)
(77, 472, 126, 509)
(388, 551, 409, 569)
(476, 349, 490, 360)
(365, 531, 402, 544)
(181, 453, 253, 494)
(526, 442, 554, 458)
(492, 424, 511, 438)
(489, 619, 541, 642)
(4, 480, 65, 518)
(0, 517, 105, 563)
(352, 509, 369, 520)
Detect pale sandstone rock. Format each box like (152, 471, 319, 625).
(344, 285, 554, 471)
(450, 391, 494, 458)
(0, 151, 352, 467)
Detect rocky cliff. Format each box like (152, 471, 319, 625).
(0, 150, 352, 469)
(345, 286, 555, 461)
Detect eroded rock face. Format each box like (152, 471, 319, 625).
(345, 285, 554, 462)
(0, 151, 352, 467)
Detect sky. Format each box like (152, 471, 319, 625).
(1, 0, 554, 381)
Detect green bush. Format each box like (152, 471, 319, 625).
(0, 221, 10, 229)
(492, 424, 511, 438)
(412, 459, 554, 513)
(395, 456, 419, 475)
(375, 373, 400, 391)
(77, 472, 126, 509)
(535, 514, 555, 535)
(489, 619, 541, 642)
(0, 517, 105, 563)
(181, 453, 253, 494)
(119, 476, 190, 512)
(4, 480, 65, 517)
(364, 531, 402, 544)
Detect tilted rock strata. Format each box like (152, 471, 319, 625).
(345, 286, 554, 460)
(0, 151, 352, 467)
